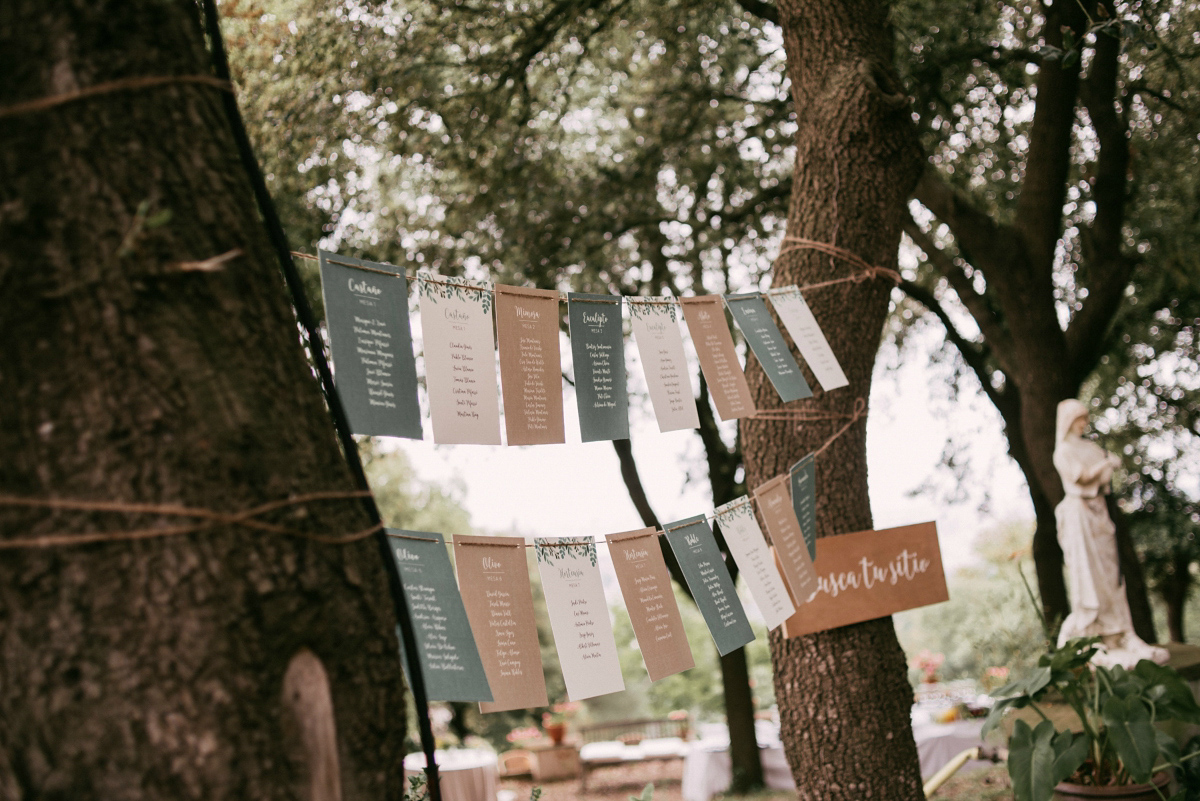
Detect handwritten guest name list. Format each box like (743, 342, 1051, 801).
(605, 528, 694, 681)
(725, 292, 813, 403)
(753, 475, 817, 606)
(418, 276, 502, 445)
(535, 538, 625, 700)
(767, 286, 849, 391)
(318, 251, 422, 439)
(454, 535, 548, 712)
(388, 530, 493, 702)
(663, 516, 755, 656)
(680, 296, 756, 421)
(713, 498, 796, 630)
(629, 299, 700, 432)
(567, 293, 629, 442)
(496, 285, 565, 445)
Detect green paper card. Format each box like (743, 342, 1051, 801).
(663, 515, 755, 656)
(567, 294, 629, 442)
(388, 530, 493, 702)
(318, 251, 422, 439)
(724, 292, 812, 403)
(790, 454, 818, 562)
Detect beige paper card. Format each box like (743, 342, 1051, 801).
(782, 522, 948, 637)
(680, 296, 756, 421)
(454, 535, 549, 713)
(496, 285, 566, 445)
(753, 474, 817, 606)
(605, 528, 695, 681)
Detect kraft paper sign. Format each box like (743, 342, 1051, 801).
(629, 299, 700, 432)
(388, 530, 493, 702)
(790, 453, 818, 562)
(663, 516, 755, 656)
(680, 296, 756, 421)
(418, 276, 502, 444)
(496, 285, 566, 445)
(318, 251, 422, 439)
(567, 293, 629, 442)
(724, 292, 812, 403)
(782, 522, 948, 637)
(767, 286, 849, 391)
(753, 475, 817, 605)
(535, 538, 625, 700)
(453, 535, 549, 713)
(605, 528, 695, 681)
(713, 498, 796, 630)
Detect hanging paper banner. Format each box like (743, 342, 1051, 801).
(388, 530, 493, 702)
(567, 293, 629, 442)
(724, 292, 813, 403)
(496, 285, 566, 446)
(629, 299, 700, 432)
(767, 286, 849, 391)
(418, 276, 502, 445)
(789, 453, 818, 562)
(753, 475, 817, 605)
(605, 528, 695, 681)
(663, 516, 755, 656)
(453, 535, 549, 713)
(782, 522, 948, 637)
(535, 537, 625, 700)
(318, 251, 422, 439)
(713, 498, 796, 630)
(679, 296, 756, 421)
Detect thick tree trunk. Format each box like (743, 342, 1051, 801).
(1108, 496, 1158, 643)
(743, 1, 924, 798)
(0, 2, 405, 798)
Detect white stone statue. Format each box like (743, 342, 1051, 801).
(1054, 398, 1169, 667)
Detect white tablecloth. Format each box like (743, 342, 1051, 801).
(912, 719, 988, 778)
(403, 749, 499, 801)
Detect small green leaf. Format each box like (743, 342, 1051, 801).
(144, 209, 173, 229)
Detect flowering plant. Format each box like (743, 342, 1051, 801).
(911, 649, 945, 683)
(505, 726, 541, 744)
(542, 701, 581, 727)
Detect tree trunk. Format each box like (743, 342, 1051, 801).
(743, 1, 924, 798)
(0, 2, 405, 798)
(1161, 550, 1192, 644)
(1107, 496, 1158, 643)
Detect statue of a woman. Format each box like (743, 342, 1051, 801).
(1054, 399, 1168, 667)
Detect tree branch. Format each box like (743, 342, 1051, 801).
(734, 0, 778, 25)
(912, 169, 1017, 277)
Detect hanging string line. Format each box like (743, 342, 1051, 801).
(775, 237, 902, 286)
(0, 398, 863, 552)
(289, 250, 896, 302)
(0, 75, 234, 121)
(0, 491, 381, 549)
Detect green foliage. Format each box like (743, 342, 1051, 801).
(985, 638, 1200, 798)
(630, 783, 654, 801)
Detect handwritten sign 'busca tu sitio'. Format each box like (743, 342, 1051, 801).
(781, 521, 948, 638)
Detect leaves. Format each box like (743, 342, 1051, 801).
(1102, 696, 1159, 785)
(1007, 720, 1088, 801)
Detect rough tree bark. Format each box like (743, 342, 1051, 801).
(740, 0, 925, 797)
(0, 2, 405, 798)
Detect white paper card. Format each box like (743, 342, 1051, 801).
(535, 537, 625, 700)
(628, 300, 700, 432)
(418, 276, 502, 444)
(713, 497, 796, 630)
(767, 286, 849, 391)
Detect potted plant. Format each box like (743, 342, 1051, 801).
(541, 701, 580, 745)
(984, 637, 1200, 800)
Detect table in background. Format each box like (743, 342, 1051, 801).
(403, 749, 499, 801)
(911, 718, 989, 778)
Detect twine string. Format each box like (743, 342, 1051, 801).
(0, 75, 234, 121)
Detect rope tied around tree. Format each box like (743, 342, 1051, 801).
(775, 237, 903, 288)
(0, 490, 381, 549)
(0, 75, 234, 120)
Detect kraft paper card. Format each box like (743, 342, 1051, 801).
(767, 286, 849, 391)
(782, 522, 948, 637)
(605, 528, 695, 681)
(496, 285, 566, 445)
(680, 296, 756, 421)
(535, 537, 625, 700)
(418, 275, 502, 445)
(629, 299, 700, 432)
(713, 497, 796, 630)
(567, 293, 629, 442)
(388, 530, 493, 702)
(318, 251, 422, 439)
(790, 453, 818, 562)
(724, 292, 812, 403)
(663, 516, 755, 656)
(453, 535, 549, 713)
(753, 475, 817, 606)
